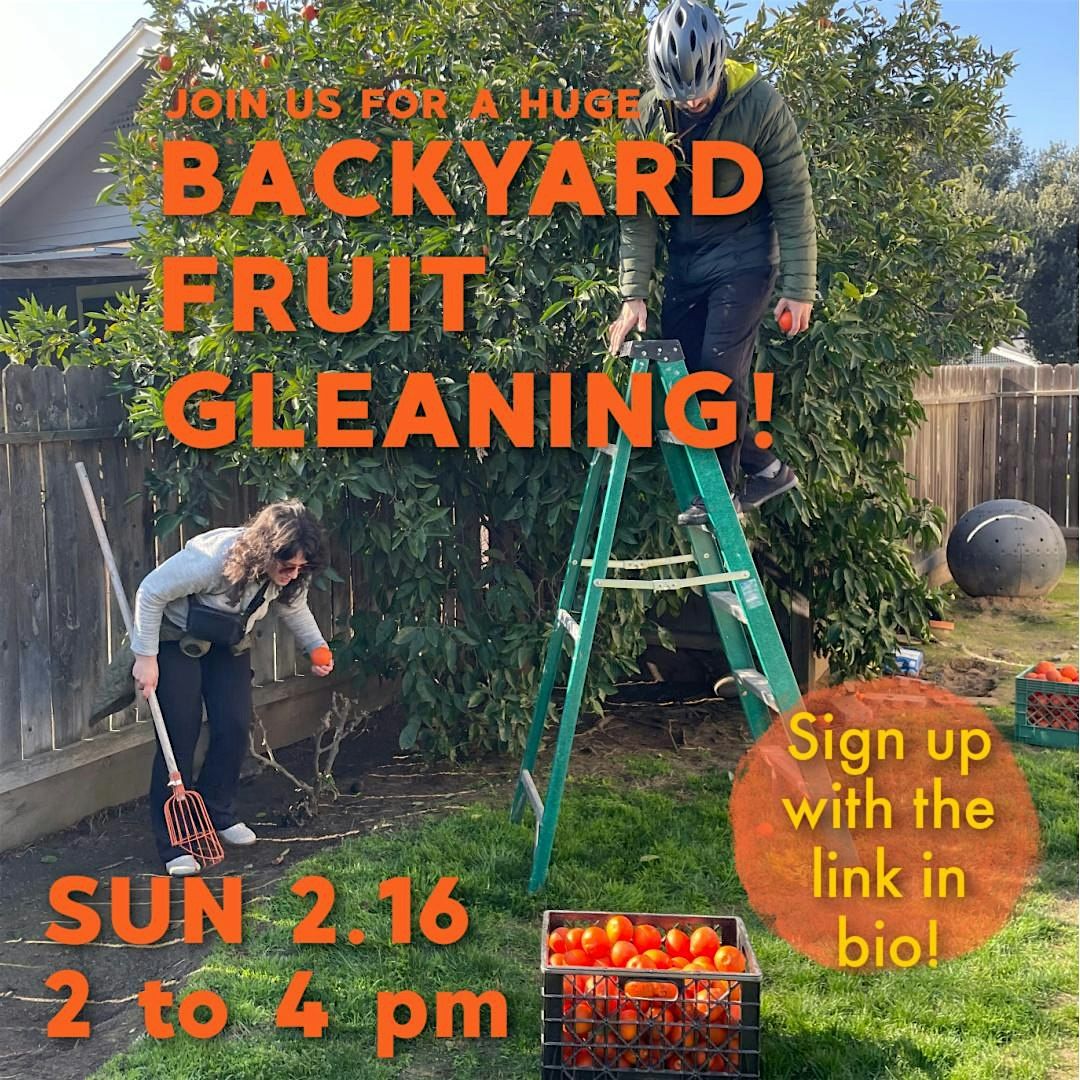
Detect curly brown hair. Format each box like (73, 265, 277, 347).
(221, 500, 328, 605)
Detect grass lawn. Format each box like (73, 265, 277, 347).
(94, 734, 1077, 1079)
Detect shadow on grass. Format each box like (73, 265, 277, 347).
(763, 1029, 940, 1079)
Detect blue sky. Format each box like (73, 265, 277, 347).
(879, 0, 1079, 150)
(0, 0, 1075, 164)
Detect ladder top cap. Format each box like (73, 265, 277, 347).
(620, 339, 688, 363)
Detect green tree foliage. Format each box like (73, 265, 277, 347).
(1017, 145, 1078, 364)
(83, 0, 1020, 754)
(948, 133, 1078, 363)
(0, 296, 98, 366)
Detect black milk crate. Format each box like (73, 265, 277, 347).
(1015, 666, 1079, 749)
(540, 910, 761, 1079)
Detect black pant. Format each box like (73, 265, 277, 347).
(661, 265, 779, 487)
(150, 642, 253, 862)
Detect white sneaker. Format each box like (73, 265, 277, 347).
(217, 822, 257, 846)
(165, 854, 201, 877)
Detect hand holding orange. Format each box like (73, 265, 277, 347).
(310, 645, 333, 667)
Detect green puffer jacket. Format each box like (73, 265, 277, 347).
(618, 59, 817, 303)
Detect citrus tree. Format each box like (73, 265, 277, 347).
(89, 0, 1020, 755)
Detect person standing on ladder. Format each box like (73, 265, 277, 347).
(608, 0, 817, 522)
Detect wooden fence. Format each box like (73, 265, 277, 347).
(0, 363, 364, 764)
(0, 363, 379, 849)
(905, 364, 1078, 564)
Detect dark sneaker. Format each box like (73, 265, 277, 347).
(739, 463, 798, 510)
(677, 496, 708, 526)
(677, 494, 745, 526)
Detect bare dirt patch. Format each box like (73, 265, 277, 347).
(934, 658, 1001, 698)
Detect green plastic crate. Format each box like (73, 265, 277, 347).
(1015, 666, 1079, 749)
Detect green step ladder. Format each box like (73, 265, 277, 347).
(510, 339, 804, 893)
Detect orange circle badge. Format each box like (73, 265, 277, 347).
(729, 679, 1038, 971)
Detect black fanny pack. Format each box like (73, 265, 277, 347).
(185, 580, 271, 647)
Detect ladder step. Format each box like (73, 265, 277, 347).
(593, 570, 750, 592)
(519, 768, 545, 821)
(604, 430, 682, 450)
(733, 668, 779, 712)
(582, 554, 696, 570)
(709, 590, 747, 625)
(557, 608, 581, 642)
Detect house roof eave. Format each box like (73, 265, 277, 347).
(0, 19, 162, 209)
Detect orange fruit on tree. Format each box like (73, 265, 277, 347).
(665, 928, 693, 959)
(605, 914, 634, 945)
(610, 940, 639, 967)
(581, 926, 610, 960)
(633, 923, 663, 952)
(713, 945, 747, 973)
(690, 926, 721, 958)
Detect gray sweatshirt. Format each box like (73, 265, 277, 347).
(131, 527, 326, 657)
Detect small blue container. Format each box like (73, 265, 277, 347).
(892, 648, 924, 677)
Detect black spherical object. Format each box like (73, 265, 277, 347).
(946, 500, 1066, 598)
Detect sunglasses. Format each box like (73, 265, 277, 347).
(275, 556, 308, 572)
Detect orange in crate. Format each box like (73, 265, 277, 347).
(541, 909, 760, 1078)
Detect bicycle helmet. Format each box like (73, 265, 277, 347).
(646, 0, 730, 102)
